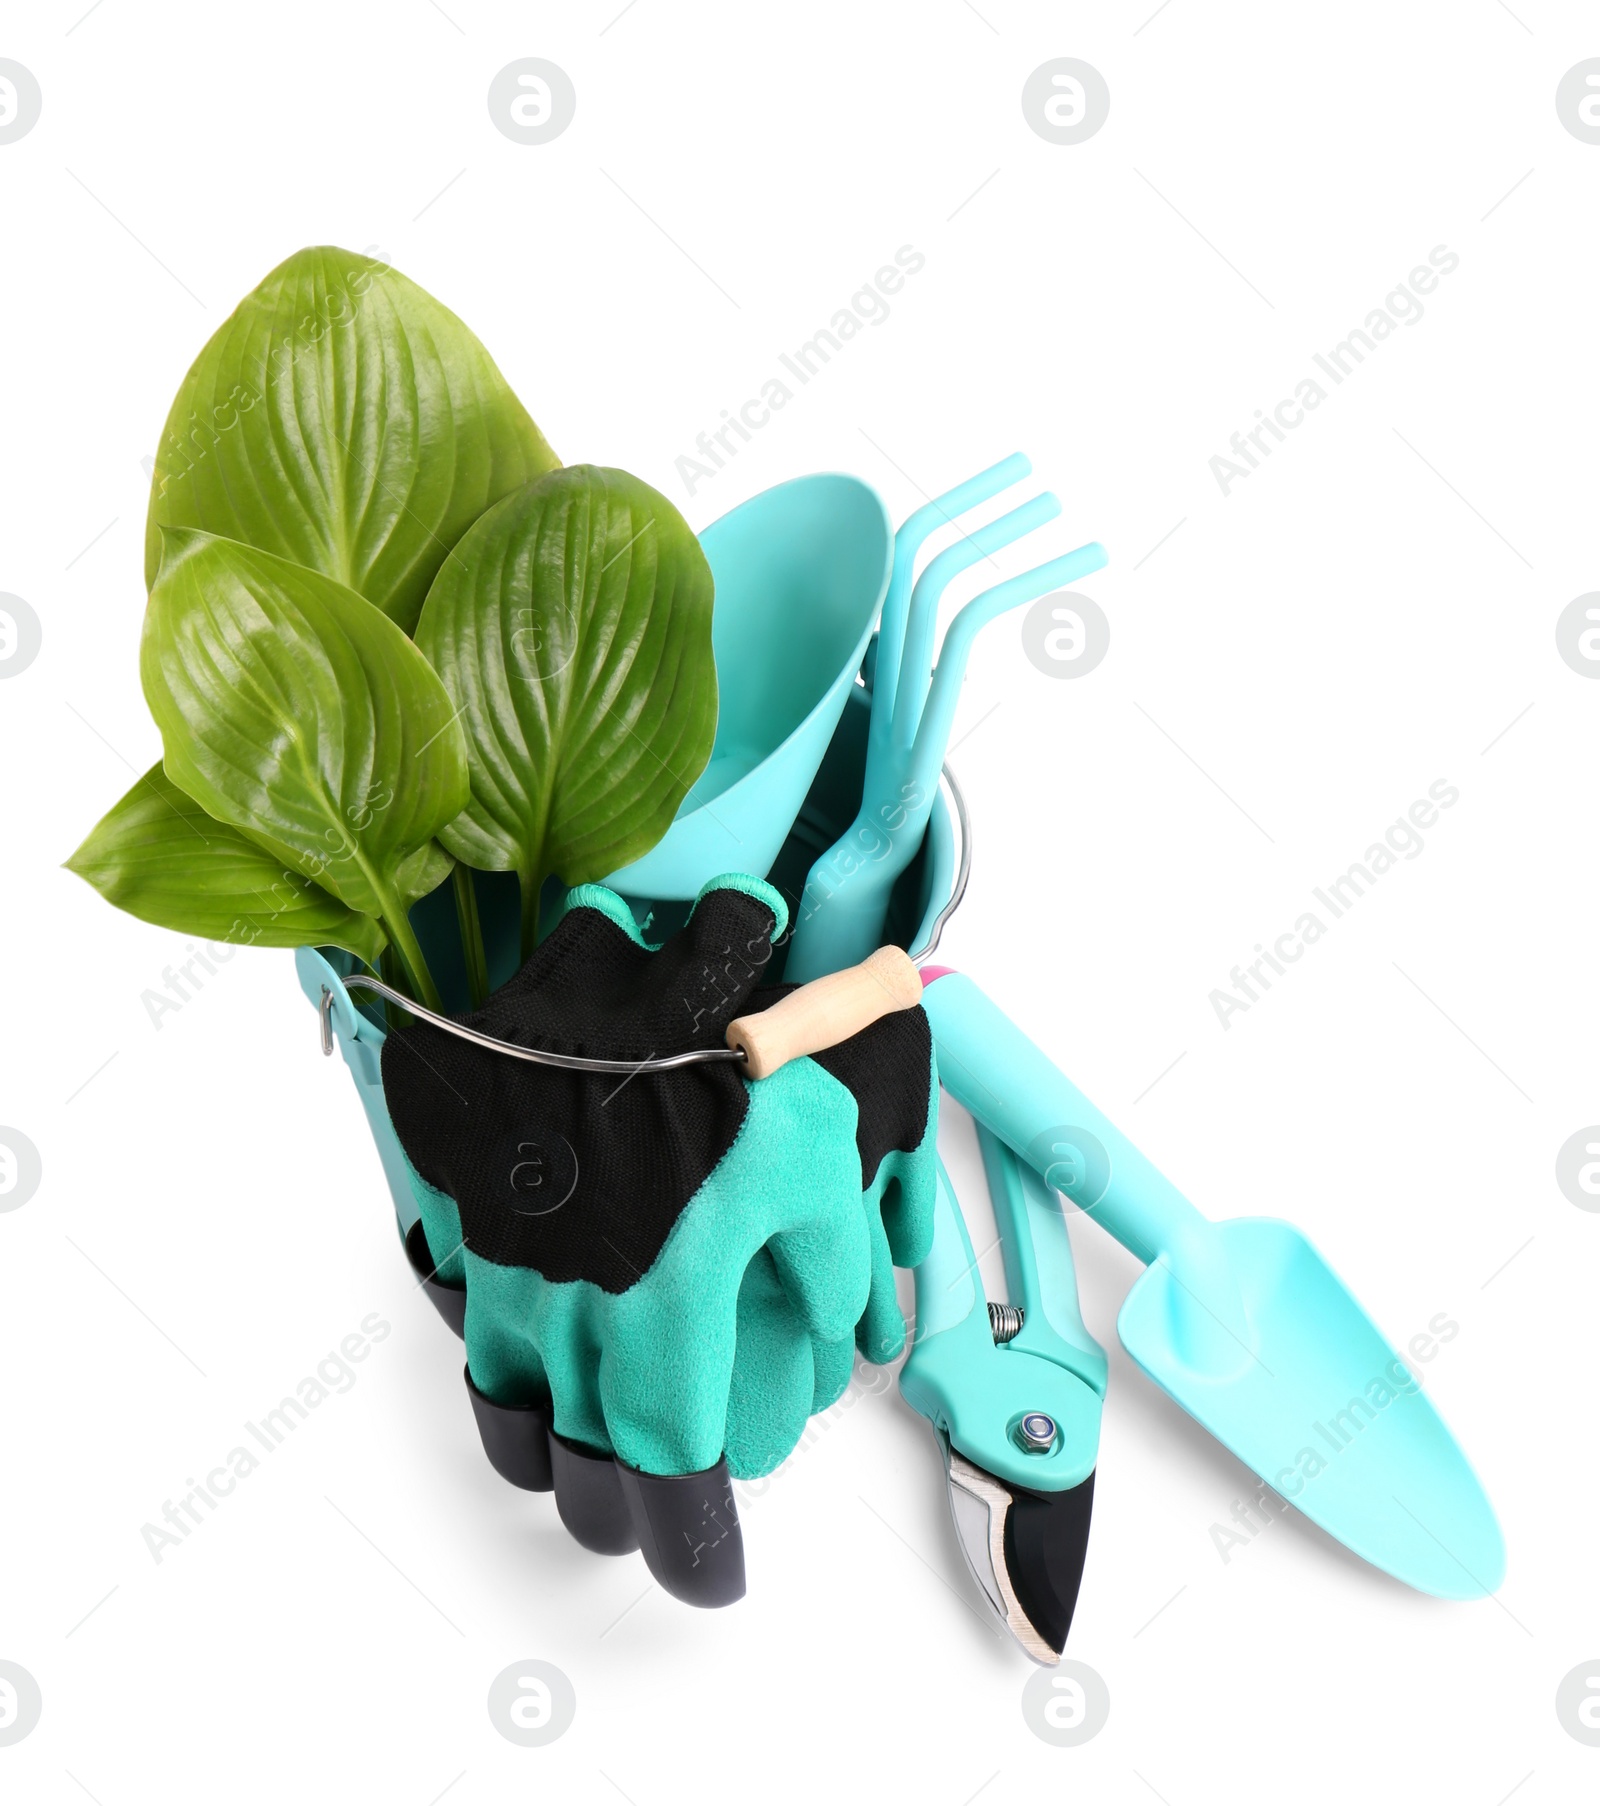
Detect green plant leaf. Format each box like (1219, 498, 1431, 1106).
(141, 529, 470, 1005)
(414, 465, 717, 951)
(145, 245, 559, 634)
(65, 764, 388, 963)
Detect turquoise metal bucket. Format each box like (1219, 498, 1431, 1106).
(296, 673, 960, 1242)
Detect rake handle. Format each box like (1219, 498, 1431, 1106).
(726, 946, 923, 1079)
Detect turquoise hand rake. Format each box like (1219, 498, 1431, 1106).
(784, 456, 1106, 981)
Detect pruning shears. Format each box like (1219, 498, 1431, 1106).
(900, 1119, 1106, 1664)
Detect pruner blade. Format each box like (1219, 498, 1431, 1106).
(943, 1437, 1095, 1665)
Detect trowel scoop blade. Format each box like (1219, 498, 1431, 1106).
(1118, 1219, 1505, 1600)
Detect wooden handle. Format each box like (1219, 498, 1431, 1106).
(726, 946, 924, 1080)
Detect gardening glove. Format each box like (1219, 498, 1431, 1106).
(379, 875, 936, 1603)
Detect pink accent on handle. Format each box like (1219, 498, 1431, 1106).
(919, 965, 958, 986)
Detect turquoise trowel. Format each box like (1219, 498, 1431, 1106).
(920, 969, 1506, 1601)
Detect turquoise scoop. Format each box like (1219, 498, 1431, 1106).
(606, 473, 893, 900)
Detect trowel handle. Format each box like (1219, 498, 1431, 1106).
(921, 971, 1218, 1277)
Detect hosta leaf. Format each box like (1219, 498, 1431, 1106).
(141, 530, 469, 1003)
(65, 764, 387, 963)
(145, 245, 559, 633)
(414, 465, 716, 950)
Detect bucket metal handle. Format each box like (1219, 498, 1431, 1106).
(317, 764, 969, 1074)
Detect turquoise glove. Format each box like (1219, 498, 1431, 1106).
(383, 877, 936, 1482)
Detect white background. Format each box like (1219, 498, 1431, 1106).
(2, 2, 1595, 1801)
